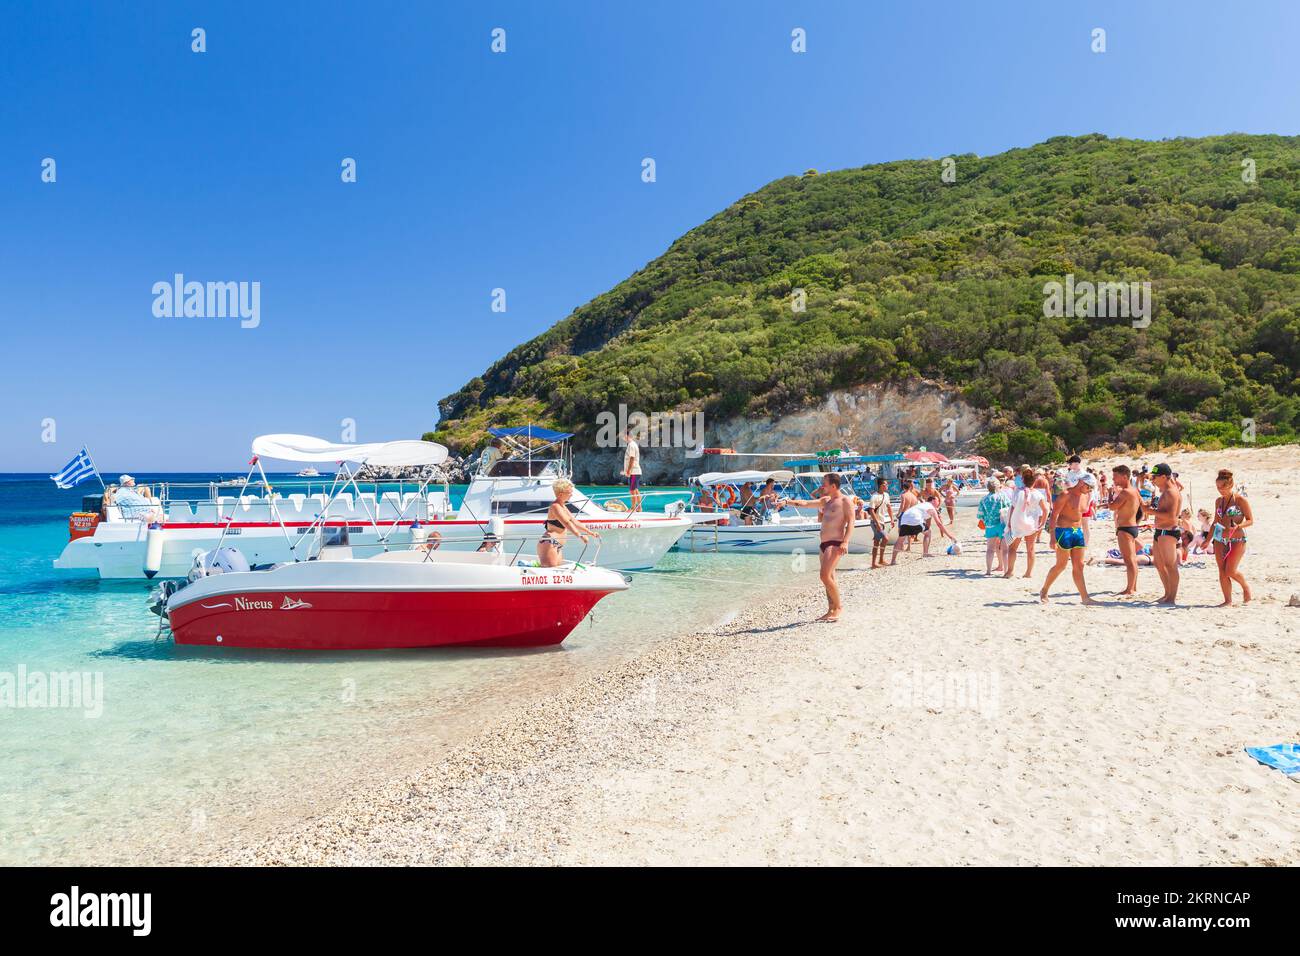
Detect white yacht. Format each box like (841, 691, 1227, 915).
(54, 428, 696, 578)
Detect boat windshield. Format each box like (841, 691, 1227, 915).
(485, 458, 563, 478)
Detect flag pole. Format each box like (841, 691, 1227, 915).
(83, 445, 108, 491)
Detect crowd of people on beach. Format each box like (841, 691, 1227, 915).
(772, 455, 1254, 623)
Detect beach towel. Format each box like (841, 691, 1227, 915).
(1245, 744, 1300, 776)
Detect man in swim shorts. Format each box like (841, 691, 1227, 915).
(1039, 471, 1098, 606)
(1110, 464, 1142, 597)
(1150, 462, 1182, 605)
(867, 477, 894, 569)
(779, 473, 855, 622)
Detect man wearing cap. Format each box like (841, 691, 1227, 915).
(108, 474, 155, 520)
(1150, 463, 1183, 604)
(1039, 471, 1098, 606)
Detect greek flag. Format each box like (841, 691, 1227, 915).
(50, 447, 98, 489)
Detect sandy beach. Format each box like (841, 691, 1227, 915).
(209, 446, 1299, 866)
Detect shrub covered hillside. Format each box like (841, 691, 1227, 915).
(434, 134, 1300, 460)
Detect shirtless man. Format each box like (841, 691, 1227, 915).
(1110, 464, 1142, 597)
(780, 473, 855, 622)
(1149, 463, 1183, 605)
(1039, 472, 1098, 606)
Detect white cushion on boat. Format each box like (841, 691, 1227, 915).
(193, 503, 220, 522)
(167, 501, 194, 522)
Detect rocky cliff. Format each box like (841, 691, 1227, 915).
(572, 380, 988, 483)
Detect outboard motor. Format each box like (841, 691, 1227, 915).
(187, 546, 251, 582)
(147, 580, 183, 617)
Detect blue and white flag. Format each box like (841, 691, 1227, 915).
(50, 447, 98, 489)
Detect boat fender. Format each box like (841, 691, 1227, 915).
(143, 526, 166, 579)
(717, 486, 737, 508)
(410, 523, 429, 547)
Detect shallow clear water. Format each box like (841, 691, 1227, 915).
(0, 474, 813, 863)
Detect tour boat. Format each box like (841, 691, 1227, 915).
(674, 469, 874, 555)
(161, 544, 629, 650)
(54, 429, 698, 578)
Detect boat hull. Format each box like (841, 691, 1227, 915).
(675, 519, 875, 555)
(169, 586, 609, 649)
(166, 557, 627, 649)
(56, 515, 691, 578)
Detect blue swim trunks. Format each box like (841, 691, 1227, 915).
(1053, 525, 1086, 550)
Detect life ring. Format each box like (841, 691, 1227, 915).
(717, 486, 737, 508)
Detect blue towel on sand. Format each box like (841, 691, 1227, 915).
(1245, 744, 1300, 775)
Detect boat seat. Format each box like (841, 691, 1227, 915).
(372, 549, 507, 566)
(193, 503, 220, 523)
(166, 501, 195, 522)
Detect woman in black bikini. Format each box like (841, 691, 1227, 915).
(1212, 469, 1253, 606)
(537, 478, 600, 568)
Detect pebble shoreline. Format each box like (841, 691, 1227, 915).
(206, 567, 867, 865)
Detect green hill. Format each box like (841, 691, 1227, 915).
(433, 134, 1300, 460)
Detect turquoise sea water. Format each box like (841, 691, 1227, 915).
(0, 474, 815, 864)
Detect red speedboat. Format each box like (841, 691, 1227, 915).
(163, 549, 629, 650)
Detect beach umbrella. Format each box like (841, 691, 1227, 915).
(904, 451, 949, 463)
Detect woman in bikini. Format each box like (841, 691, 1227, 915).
(940, 477, 959, 524)
(1212, 469, 1253, 606)
(537, 478, 600, 568)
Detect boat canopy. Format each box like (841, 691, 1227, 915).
(693, 469, 795, 486)
(904, 451, 949, 463)
(488, 425, 574, 443)
(782, 453, 907, 469)
(251, 434, 448, 467)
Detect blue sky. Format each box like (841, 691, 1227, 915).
(3, 0, 1298, 471)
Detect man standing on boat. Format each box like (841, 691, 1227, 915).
(621, 429, 643, 514)
(779, 473, 855, 623)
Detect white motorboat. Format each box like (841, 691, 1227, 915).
(674, 469, 874, 555)
(435, 426, 697, 569)
(158, 546, 628, 650)
(55, 428, 696, 578)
